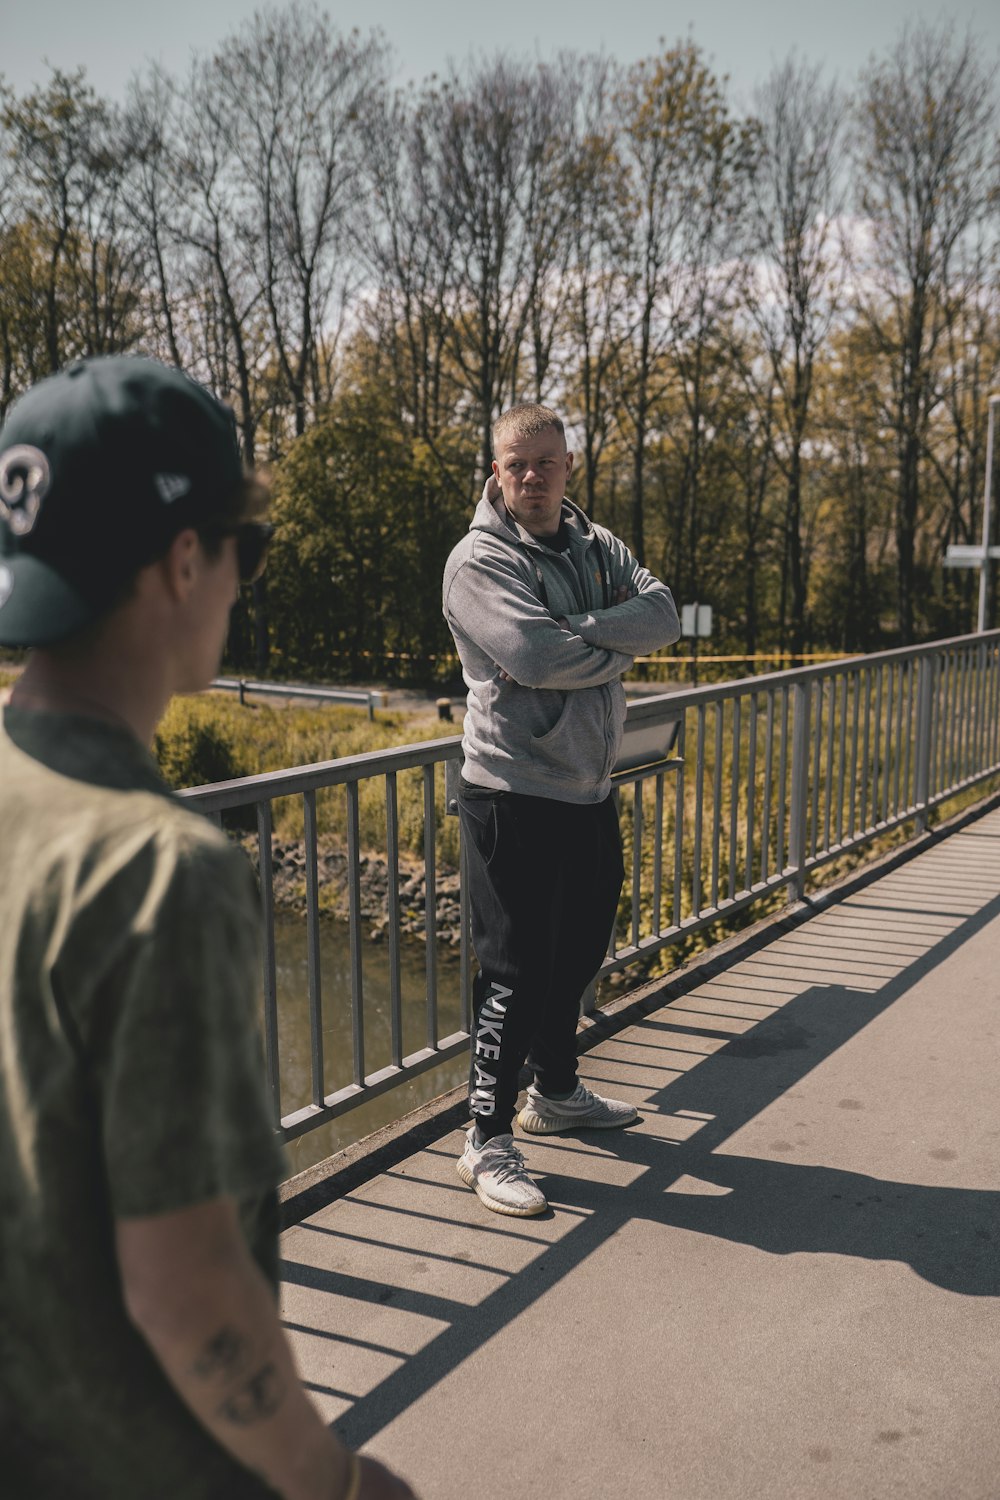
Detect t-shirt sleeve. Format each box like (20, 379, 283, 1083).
(67, 822, 286, 1219)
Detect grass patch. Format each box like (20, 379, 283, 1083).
(155, 692, 461, 864)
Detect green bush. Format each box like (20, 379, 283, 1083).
(154, 700, 241, 788)
(152, 691, 460, 864)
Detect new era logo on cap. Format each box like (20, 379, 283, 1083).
(0, 445, 51, 537)
(153, 472, 192, 504)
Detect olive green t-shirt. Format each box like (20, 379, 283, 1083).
(0, 706, 286, 1498)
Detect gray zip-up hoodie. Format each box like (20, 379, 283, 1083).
(443, 494, 680, 803)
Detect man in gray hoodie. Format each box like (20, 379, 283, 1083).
(443, 403, 680, 1216)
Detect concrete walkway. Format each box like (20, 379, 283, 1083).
(280, 807, 1000, 1500)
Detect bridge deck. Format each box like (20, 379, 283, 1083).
(280, 806, 1000, 1500)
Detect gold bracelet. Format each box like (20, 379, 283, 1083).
(340, 1451, 362, 1500)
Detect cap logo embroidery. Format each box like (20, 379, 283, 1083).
(0, 445, 51, 537)
(0, 563, 12, 608)
(153, 472, 191, 504)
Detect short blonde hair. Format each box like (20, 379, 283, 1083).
(492, 404, 565, 456)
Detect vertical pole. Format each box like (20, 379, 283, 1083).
(914, 651, 934, 832)
(977, 396, 999, 633)
(787, 680, 811, 902)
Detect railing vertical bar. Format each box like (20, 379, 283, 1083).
(777, 686, 789, 870)
(882, 663, 894, 823)
(860, 669, 873, 831)
(964, 646, 973, 782)
(385, 773, 403, 1069)
(788, 680, 811, 900)
(761, 690, 775, 883)
(672, 714, 686, 928)
(835, 673, 848, 842)
(746, 695, 758, 891)
(823, 676, 836, 852)
(964, 645, 975, 781)
(954, 650, 964, 788)
(711, 703, 723, 908)
(914, 655, 934, 830)
(990, 643, 1000, 769)
(809, 680, 822, 857)
(728, 697, 742, 901)
(302, 789, 324, 1108)
(943, 649, 954, 794)
(256, 800, 281, 1125)
(933, 653, 946, 802)
(954, 649, 967, 787)
(692, 705, 706, 919)
(948, 651, 960, 792)
(849, 672, 861, 835)
(652, 772, 664, 936)
(952, 649, 963, 790)
(872, 664, 884, 826)
(902, 660, 913, 809)
(976, 641, 987, 774)
(345, 781, 365, 1085)
(899, 663, 905, 816)
(928, 653, 941, 801)
(422, 765, 439, 1049)
(631, 780, 643, 949)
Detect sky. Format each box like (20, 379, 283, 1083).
(4, 0, 1000, 106)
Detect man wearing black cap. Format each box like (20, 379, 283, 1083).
(0, 357, 415, 1500)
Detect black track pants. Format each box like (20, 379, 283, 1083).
(458, 787, 624, 1139)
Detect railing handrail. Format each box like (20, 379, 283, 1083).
(186, 631, 1000, 809)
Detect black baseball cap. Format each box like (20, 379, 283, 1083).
(0, 355, 247, 647)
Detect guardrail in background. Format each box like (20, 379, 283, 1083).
(183, 631, 1000, 1147)
(211, 676, 384, 720)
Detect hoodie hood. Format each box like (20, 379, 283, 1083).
(469, 494, 595, 550)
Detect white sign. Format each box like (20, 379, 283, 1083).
(681, 603, 712, 638)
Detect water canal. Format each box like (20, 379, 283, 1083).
(271, 915, 468, 1177)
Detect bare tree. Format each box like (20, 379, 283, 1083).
(852, 22, 998, 642)
(739, 58, 847, 658)
(207, 3, 388, 438)
(614, 42, 737, 563)
(363, 84, 462, 456)
(557, 56, 636, 519)
(392, 59, 576, 479)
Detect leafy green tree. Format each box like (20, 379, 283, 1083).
(263, 359, 470, 679)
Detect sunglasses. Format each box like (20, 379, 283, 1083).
(202, 521, 275, 584)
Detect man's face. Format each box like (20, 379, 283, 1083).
(492, 428, 573, 539)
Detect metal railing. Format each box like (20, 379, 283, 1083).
(211, 676, 384, 719)
(182, 630, 1000, 1145)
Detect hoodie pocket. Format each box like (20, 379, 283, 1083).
(529, 693, 576, 765)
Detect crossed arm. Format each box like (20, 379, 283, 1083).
(117, 1197, 415, 1500)
(446, 541, 678, 690)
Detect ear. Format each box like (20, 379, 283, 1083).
(565, 451, 574, 479)
(158, 528, 202, 602)
(491, 458, 501, 483)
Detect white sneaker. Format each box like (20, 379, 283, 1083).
(456, 1129, 547, 1217)
(517, 1081, 638, 1135)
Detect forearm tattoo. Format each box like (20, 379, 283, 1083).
(191, 1326, 250, 1381)
(217, 1362, 286, 1426)
(192, 1326, 287, 1427)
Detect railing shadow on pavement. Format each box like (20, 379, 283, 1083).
(278, 813, 1000, 1448)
